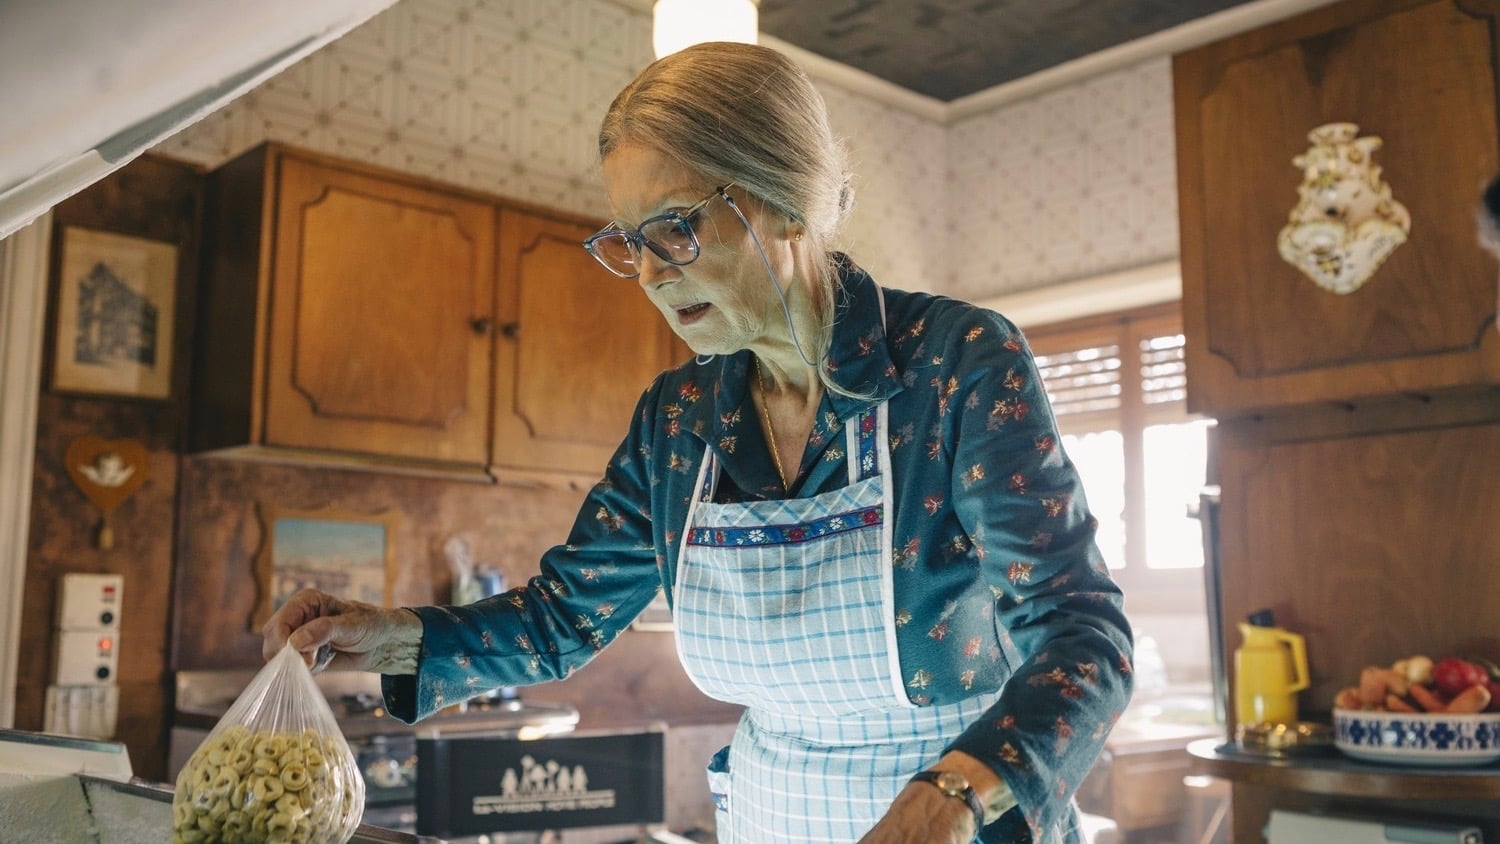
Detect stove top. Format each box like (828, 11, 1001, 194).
(173, 670, 579, 739)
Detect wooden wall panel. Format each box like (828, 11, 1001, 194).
(1215, 400, 1500, 725)
(17, 156, 204, 783)
(172, 450, 741, 731)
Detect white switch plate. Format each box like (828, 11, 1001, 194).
(56, 573, 123, 631)
(53, 630, 119, 686)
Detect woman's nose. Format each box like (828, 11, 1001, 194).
(635, 250, 679, 290)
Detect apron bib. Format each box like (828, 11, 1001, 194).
(674, 402, 999, 843)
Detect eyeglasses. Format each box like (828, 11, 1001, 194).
(582, 183, 734, 279)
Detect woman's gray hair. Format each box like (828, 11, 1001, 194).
(599, 41, 858, 392)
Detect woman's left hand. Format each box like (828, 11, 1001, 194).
(857, 780, 977, 844)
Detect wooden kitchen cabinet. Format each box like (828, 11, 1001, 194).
(1173, 0, 1500, 418)
(1175, 1, 1500, 839)
(194, 142, 686, 479)
(193, 143, 497, 472)
(1189, 740, 1500, 843)
(490, 208, 687, 477)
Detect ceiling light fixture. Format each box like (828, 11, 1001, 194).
(652, 0, 758, 60)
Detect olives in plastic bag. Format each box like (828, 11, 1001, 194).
(172, 644, 364, 843)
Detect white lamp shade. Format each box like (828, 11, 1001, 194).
(653, 0, 758, 59)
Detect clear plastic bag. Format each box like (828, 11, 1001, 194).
(172, 644, 366, 843)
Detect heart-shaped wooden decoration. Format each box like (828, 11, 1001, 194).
(65, 436, 149, 515)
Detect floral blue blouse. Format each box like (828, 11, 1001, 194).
(384, 255, 1134, 841)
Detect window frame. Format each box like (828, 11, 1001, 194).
(1023, 302, 1210, 616)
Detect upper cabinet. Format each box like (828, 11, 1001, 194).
(193, 143, 684, 480)
(194, 144, 497, 472)
(1173, 0, 1500, 417)
(491, 209, 685, 477)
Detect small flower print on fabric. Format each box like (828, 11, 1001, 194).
(962, 464, 986, 488)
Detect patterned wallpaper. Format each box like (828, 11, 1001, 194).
(160, 0, 1176, 300)
(945, 58, 1180, 300)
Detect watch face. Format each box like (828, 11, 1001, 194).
(934, 771, 969, 795)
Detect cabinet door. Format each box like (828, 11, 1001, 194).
(1174, 0, 1500, 417)
(264, 154, 497, 464)
(492, 209, 684, 477)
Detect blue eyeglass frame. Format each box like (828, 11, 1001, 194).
(582, 183, 735, 278)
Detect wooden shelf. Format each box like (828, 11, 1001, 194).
(1187, 739, 1500, 800)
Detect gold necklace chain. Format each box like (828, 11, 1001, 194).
(754, 359, 790, 492)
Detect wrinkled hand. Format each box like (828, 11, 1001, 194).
(261, 588, 423, 674)
(857, 781, 977, 844)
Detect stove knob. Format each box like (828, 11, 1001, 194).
(365, 758, 405, 789)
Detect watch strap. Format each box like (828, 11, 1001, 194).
(908, 770, 986, 833)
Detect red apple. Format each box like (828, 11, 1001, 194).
(1433, 657, 1489, 697)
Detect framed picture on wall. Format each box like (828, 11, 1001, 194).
(51, 226, 179, 399)
(250, 503, 401, 631)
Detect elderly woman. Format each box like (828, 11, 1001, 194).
(265, 42, 1133, 844)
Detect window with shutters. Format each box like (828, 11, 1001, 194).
(1024, 302, 1214, 614)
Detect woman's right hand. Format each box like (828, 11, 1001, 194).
(261, 588, 423, 674)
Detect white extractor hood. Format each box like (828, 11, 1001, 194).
(0, 0, 399, 240)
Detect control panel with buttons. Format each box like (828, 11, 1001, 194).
(46, 573, 122, 738)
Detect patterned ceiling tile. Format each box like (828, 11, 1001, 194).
(758, 0, 1259, 100)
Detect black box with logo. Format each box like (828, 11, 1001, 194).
(416, 729, 665, 837)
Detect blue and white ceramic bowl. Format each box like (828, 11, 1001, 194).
(1333, 708, 1500, 766)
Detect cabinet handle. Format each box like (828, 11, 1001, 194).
(500, 322, 520, 339)
(470, 317, 493, 335)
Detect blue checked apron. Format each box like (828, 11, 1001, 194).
(674, 400, 1000, 843)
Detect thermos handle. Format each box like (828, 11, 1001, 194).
(1277, 630, 1310, 693)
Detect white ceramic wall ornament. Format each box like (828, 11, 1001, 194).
(1276, 122, 1411, 295)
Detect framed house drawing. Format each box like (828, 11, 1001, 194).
(250, 503, 401, 630)
(51, 226, 179, 399)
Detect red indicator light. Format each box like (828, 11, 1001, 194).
(99, 637, 113, 652)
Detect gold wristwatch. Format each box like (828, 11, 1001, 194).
(908, 770, 985, 832)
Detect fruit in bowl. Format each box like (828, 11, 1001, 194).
(1331, 654, 1500, 767)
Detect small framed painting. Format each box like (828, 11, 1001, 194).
(51, 226, 179, 399)
(250, 503, 401, 630)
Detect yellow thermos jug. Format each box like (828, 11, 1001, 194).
(1234, 609, 1309, 726)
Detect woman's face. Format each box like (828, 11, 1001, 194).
(601, 142, 794, 356)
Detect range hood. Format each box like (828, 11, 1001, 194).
(0, 0, 398, 240)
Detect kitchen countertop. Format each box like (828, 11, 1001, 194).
(0, 728, 443, 843)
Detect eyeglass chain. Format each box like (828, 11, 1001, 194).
(754, 358, 790, 493)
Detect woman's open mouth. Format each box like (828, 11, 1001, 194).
(676, 302, 711, 325)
